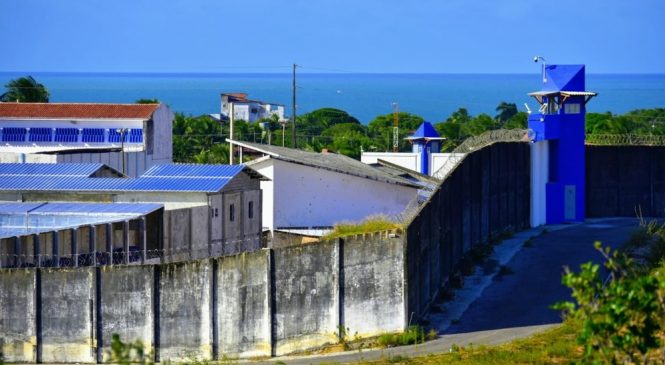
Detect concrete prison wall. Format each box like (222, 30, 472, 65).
(406, 142, 531, 318)
(0, 233, 407, 362)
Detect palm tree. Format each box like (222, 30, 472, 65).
(1, 76, 49, 102)
(495, 102, 518, 124)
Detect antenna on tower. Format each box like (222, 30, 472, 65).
(392, 102, 399, 152)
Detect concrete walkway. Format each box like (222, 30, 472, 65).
(248, 217, 640, 364)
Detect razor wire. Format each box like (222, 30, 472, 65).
(394, 129, 531, 225)
(0, 236, 265, 270)
(585, 134, 665, 146)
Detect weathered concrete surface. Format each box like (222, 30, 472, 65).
(100, 265, 154, 360)
(273, 241, 339, 356)
(40, 268, 95, 363)
(159, 260, 212, 361)
(342, 233, 406, 338)
(217, 250, 270, 358)
(0, 270, 37, 362)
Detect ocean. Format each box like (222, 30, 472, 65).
(1, 72, 664, 123)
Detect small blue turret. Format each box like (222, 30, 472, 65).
(405, 121, 444, 175)
(528, 65, 597, 224)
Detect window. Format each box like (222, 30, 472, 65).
(229, 204, 235, 222)
(248, 201, 254, 219)
(270, 104, 280, 111)
(564, 103, 581, 114)
(251, 108, 258, 114)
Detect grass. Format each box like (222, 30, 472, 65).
(359, 319, 582, 365)
(377, 326, 437, 348)
(323, 215, 402, 240)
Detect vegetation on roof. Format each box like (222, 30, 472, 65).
(323, 215, 402, 240)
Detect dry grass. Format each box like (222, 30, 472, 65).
(323, 215, 402, 240)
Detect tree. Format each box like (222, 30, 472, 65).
(367, 112, 424, 152)
(1, 76, 49, 102)
(495, 102, 518, 123)
(135, 98, 159, 104)
(321, 123, 371, 158)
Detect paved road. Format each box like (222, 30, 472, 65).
(444, 217, 639, 334)
(248, 218, 640, 364)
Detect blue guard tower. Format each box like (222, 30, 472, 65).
(405, 121, 445, 175)
(528, 65, 597, 224)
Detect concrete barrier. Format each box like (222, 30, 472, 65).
(0, 270, 37, 362)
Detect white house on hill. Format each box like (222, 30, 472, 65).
(221, 93, 285, 123)
(0, 103, 173, 177)
(227, 140, 421, 234)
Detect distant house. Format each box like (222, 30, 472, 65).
(227, 140, 421, 235)
(221, 93, 285, 123)
(0, 103, 174, 177)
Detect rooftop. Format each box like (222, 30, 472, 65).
(405, 121, 445, 141)
(0, 103, 161, 119)
(0, 202, 163, 238)
(228, 139, 420, 188)
(0, 163, 264, 193)
(0, 162, 125, 178)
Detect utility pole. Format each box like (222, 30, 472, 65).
(229, 103, 235, 165)
(291, 63, 297, 148)
(392, 102, 399, 152)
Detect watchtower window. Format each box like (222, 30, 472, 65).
(564, 103, 581, 114)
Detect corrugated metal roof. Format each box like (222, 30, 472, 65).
(0, 163, 107, 177)
(0, 202, 163, 239)
(0, 176, 232, 193)
(528, 90, 597, 97)
(26, 202, 162, 215)
(230, 140, 420, 188)
(142, 164, 244, 178)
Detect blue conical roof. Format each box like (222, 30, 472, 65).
(542, 64, 585, 92)
(407, 121, 441, 140)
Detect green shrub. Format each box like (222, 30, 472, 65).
(109, 333, 153, 365)
(554, 242, 665, 364)
(378, 326, 428, 348)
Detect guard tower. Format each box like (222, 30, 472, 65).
(528, 65, 597, 224)
(405, 121, 445, 175)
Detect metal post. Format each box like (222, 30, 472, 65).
(89, 225, 97, 267)
(13, 236, 20, 268)
(52, 231, 60, 268)
(106, 223, 113, 265)
(71, 228, 78, 268)
(229, 104, 234, 165)
(123, 221, 130, 264)
(33, 234, 41, 268)
(139, 217, 147, 264)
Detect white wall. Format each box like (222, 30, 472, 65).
(250, 158, 418, 231)
(530, 141, 548, 227)
(360, 152, 418, 172)
(431, 153, 465, 177)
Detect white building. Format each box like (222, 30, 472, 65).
(0, 103, 174, 177)
(228, 140, 421, 234)
(221, 93, 285, 123)
(360, 121, 459, 177)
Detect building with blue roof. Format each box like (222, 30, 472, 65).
(528, 64, 597, 225)
(0, 162, 268, 259)
(0, 202, 164, 268)
(361, 121, 449, 176)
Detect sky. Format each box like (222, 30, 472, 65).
(1, 0, 664, 74)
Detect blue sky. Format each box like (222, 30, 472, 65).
(1, 0, 664, 74)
